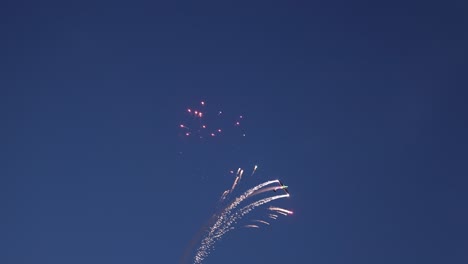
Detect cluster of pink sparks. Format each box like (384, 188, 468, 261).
(179, 101, 245, 138)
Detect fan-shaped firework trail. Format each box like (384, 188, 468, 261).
(210, 193, 289, 243)
(193, 179, 281, 264)
(223, 193, 289, 232)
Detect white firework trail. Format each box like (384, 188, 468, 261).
(219, 190, 229, 201)
(224, 194, 289, 231)
(244, 224, 259, 228)
(194, 180, 279, 264)
(251, 186, 281, 196)
(200, 193, 289, 262)
(230, 176, 239, 192)
(252, 219, 270, 225)
(238, 169, 244, 181)
(219, 168, 243, 203)
(250, 165, 258, 177)
(268, 214, 278, 220)
(275, 211, 289, 216)
(214, 186, 285, 239)
(228, 169, 242, 194)
(268, 206, 294, 215)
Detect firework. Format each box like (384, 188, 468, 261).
(191, 166, 293, 264)
(179, 100, 246, 139)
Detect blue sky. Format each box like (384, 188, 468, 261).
(2, 1, 468, 263)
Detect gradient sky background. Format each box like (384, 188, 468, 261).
(2, 1, 468, 264)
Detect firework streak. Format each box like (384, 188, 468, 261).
(193, 179, 290, 263)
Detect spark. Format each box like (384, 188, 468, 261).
(181, 102, 246, 140)
(250, 165, 258, 177)
(244, 224, 259, 229)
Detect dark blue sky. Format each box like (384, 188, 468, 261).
(2, 1, 468, 263)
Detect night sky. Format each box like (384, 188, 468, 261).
(3, 1, 468, 264)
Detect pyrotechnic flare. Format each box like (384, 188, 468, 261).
(244, 224, 259, 229)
